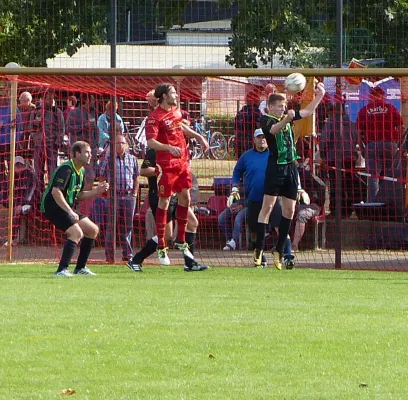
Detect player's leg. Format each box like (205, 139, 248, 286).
(174, 188, 194, 259)
(253, 195, 277, 266)
(183, 207, 208, 271)
(74, 217, 99, 275)
(273, 165, 298, 269)
(172, 164, 195, 258)
(129, 209, 172, 271)
(248, 201, 267, 267)
(43, 205, 83, 276)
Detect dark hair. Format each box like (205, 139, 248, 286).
(71, 141, 90, 158)
(154, 83, 174, 104)
(268, 93, 286, 105)
(68, 95, 77, 106)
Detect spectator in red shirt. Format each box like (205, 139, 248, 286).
(356, 87, 404, 201)
(145, 83, 209, 265)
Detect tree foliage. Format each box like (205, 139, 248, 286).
(0, 0, 190, 67)
(222, 0, 408, 68)
(0, 0, 109, 67)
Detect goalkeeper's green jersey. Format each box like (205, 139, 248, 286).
(260, 111, 302, 164)
(40, 160, 84, 212)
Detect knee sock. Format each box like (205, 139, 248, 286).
(283, 237, 293, 258)
(155, 208, 167, 248)
(276, 217, 292, 255)
(184, 231, 196, 267)
(255, 223, 267, 251)
(75, 237, 94, 270)
(176, 205, 189, 243)
(57, 239, 77, 272)
(133, 237, 158, 264)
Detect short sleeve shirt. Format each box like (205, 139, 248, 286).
(356, 101, 403, 142)
(261, 111, 302, 164)
(145, 106, 189, 165)
(40, 160, 84, 212)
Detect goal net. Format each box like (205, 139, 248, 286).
(0, 70, 407, 271)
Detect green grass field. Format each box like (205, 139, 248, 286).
(1, 265, 407, 400)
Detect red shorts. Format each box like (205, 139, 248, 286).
(156, 161, 192, 197)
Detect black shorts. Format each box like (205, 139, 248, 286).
(43, 203, 85, 232)
(150, 193, 178, 222)
(264, 161, 298, 200)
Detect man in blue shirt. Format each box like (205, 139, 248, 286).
(227, 128, 292, 267)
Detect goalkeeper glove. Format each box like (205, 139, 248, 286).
(227, 187, 240, 207)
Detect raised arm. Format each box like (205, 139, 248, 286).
(299, 82, 326, 119)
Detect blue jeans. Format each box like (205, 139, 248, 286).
(105, 195, 136, 260)
(218, 207, 247, 248)
(366, 141, 399, 202)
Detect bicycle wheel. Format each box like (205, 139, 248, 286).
(227, 135, 236, 159)
(189, 138, 204, 159)
(209, 132, 228, 160)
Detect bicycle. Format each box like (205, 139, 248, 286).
(227, 135, 236, 159)
(126, 120, 148, 158)
(190, 117, 228, 160)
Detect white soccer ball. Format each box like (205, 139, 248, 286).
(284, 73, 307, 93)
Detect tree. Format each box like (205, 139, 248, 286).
(221, 0, 314, 68)
(0, 0, 110, 67)
(222, 0, 408, 68)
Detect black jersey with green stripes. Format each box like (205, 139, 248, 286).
(40, 160, 84, 212)
(260, 110, 302, 164)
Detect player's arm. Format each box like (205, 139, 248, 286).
(181, 123, 209, 152)
(263, 113, 295, 136)
(132, 157, 140, 198)
(140, 165, 156, 177)
(50, 166, 75, 213)
(140, 149, 157, 177)
(77, 182, 109, 201)
(299, 82, 326, 119)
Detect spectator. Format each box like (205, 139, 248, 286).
(63, 95, 77, 121)
(97, 101, 125, 150)
(0, 83, 24, 178)
(66, 94, 99, 188)
(259, 83, 277, 115)
(292, 166, 326, 250)
(320, 103, 360, 216)
(18, 91, 36, 150)
(219, 189, 247, 251)
(28, 89, 65, 189)
(222, 129, 266, 263)
(98, 134, 139, 263)
(234, 94, 262, 158)
(1, 156, 37, 246)
(356, 87, 404, 201)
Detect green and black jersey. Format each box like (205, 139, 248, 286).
(40, 160, 84, 212)
(260, 110, 302, 164)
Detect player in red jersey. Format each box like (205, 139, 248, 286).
(145, 83, 209, 264)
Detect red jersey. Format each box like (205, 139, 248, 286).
(145, 106, 189, 164)
(356, 101, 403, 142)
